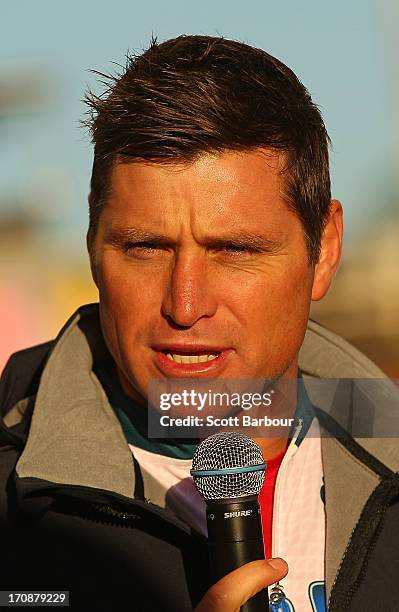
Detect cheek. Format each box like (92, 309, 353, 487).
(95, 259, 161, 356)
(239, 261, 312, 314)
(96, 257, 161, 313)
(238, 264, 313, 351)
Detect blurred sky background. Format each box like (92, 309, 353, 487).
(1, 0, 398, 374)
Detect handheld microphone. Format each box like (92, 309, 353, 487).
(191, 432, 268, 612)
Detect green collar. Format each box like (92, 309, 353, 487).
(96, 361, 314, 459)
(292, 369, 315, 446)
(95, 360, 198, 459)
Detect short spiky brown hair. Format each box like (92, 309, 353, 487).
(84, 35, 331, 264)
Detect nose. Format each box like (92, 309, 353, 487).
(161, 252, 218, 327)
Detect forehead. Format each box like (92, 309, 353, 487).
(103, 149, 290, 233)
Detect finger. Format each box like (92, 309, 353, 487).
(194, 558, 288, 612)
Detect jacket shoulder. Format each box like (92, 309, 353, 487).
(0, 341, 54, 416)
(300, 319, 386, 378)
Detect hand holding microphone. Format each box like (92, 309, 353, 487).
(191, 432, 288, 611)
(194, 558, 288, 612)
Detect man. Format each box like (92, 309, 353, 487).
(1, 35, 398, 611)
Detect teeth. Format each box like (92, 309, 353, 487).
(166, 353, 219, 364)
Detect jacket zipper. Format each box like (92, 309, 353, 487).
(336, 516, 384, 611)
(53, 492, 200, 538)
(270, 420, 302, 605)
(49, 495, 145, 529)
(328, 476, 397, 611)
(327, 518, 358, 611)
(271, 428, 301, 557)
(91, 502, 143, 524)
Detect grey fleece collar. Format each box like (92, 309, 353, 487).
(16, 306, 136, 499)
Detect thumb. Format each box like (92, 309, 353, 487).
(194, 558, 288, 612)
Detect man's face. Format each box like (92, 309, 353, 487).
(91, 150, 317, 405)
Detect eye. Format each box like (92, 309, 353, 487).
(224, 245, 248, 252)
(124, 241, 165, 256)
(135, 242, 159, 251)
(218, 244, 254, 256)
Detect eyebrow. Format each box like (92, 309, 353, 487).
(104, 227, 285, 253)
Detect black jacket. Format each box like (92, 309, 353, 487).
(1, 304, 399, 611)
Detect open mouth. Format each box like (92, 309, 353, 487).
(152, 346, 232, 373)
(160, 350, 221, 364)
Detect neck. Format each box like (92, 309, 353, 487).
(253, 360, 299, 460)
(253, 437, 289, 461)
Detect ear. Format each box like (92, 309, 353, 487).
(86, 218, 98, 288)
(87, 193, 99, 288)
(311, 200, 343, 301)
(87, 232, 99, 288)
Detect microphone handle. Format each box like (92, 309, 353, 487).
(206, 496, 269, 612)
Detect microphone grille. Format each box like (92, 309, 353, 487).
(191, 432, 266, 501)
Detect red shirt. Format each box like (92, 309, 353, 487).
(258, 445, 287, 558)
